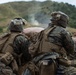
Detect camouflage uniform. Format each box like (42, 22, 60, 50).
(0, 18, 31, 75)
(49, 11, 74, 55)
(27, 11, 75, 75)
(48, 25, 74, 57)
(38, 25, 74, 75)
(48, 11, 75, 75)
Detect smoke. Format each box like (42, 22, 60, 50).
(28, 13, 50, 28)
(27, 1, 42, 26)
(27, 1, 51, 28)
(29, 14, 40, 26)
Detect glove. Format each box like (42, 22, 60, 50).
(71, 60, 76, 66)
(58, 58, 72, 67)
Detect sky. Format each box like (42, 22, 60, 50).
(0, 0, 76, 6)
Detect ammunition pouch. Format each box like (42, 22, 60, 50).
(1, 52, 14, 65)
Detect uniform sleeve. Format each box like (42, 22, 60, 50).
(13, 35, 31, 61)
(61, 30, 74, 54)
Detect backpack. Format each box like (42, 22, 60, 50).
(22, 52, 59, 75)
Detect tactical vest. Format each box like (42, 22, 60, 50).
(38, 26, 67, 57)
(29, 26, 67, 58)
(1, 32, 24, 54)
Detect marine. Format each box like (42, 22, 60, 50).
(0, 18, 31, 75)
(25, 11, 76, 75)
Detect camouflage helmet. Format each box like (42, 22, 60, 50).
(8, 18, 25, 32)
(50, 11, 69, 28)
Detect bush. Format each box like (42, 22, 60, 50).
(0, 27, 3, 33)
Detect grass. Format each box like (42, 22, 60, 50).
(67, 27, 76, 33)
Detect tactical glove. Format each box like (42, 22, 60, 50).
(71, 60, 76, 66)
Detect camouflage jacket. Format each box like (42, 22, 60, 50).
(48, 26, 74, 55)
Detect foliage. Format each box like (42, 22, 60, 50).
(0, 27, 3, 33)
(0, 1, 76, 28)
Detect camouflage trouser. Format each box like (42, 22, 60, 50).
(64, 66, 76, 75)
